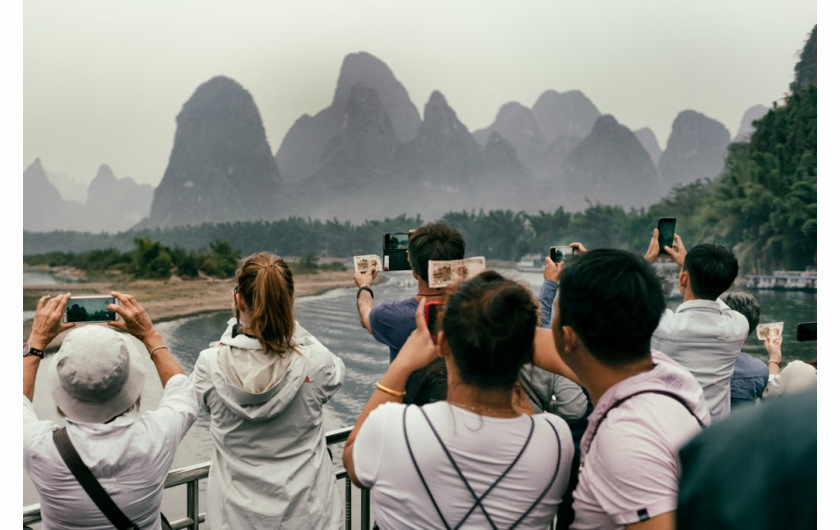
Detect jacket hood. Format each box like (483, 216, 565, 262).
(580, 350, 710, 455)
(203, 319, 315, 421)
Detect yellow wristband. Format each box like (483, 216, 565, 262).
(375, 382, 406, 398)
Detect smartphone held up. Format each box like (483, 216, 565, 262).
(64, 295, 118, 323)
(657, 217, 676, 255)
(549, 245, 576, 263)
(382, 232, 411, 271)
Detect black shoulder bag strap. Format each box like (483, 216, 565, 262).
(53, 427, 140, 530)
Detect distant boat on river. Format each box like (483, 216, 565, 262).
(516, 254, 544, 273)
(745, 268, 816, 293)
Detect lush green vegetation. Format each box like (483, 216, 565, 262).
(24, 26, 815, 276)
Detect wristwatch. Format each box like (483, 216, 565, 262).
(23, 343, 45, 359)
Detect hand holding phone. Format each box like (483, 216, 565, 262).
(64, 295, 118, 323)
(424, 301, 444, 343)
(549, 245, 576, 263)
(657, 218, 676, 255)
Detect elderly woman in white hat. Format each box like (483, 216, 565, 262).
(23, 292, 199, 530)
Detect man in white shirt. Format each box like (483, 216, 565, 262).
(23, 292, 198, 530)
(645, 231, 749, 421)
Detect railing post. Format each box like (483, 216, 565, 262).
(187, 479, 200, 530)
(361, 487, 371, 530)
(345, 477, 353, 529)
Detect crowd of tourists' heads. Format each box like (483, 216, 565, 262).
(235, 251, 296, 356)
(442, 270, 538, 390)
(558, 248, 665, 366)
(407, 222, 466, 283)
(683, 243, 739, 300)
(721, 290, 761, 334)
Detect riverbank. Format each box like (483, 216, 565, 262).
(23, 270, 356, 346)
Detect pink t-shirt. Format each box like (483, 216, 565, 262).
(571, 351, 710, 530)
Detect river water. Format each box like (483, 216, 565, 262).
(22, 268, 817, 510)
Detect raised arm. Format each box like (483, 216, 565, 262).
(24, 293, 75, 401)
(108, 291, 185, 387)
(343, 299, 438, 487)
(354, 268, 378, 333)
(537, 257, 562, 328)
(533, 327, 580, 384)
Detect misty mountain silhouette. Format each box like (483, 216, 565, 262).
(25, 51, 759, 231)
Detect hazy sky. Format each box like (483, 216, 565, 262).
(21, 0, 817, 188)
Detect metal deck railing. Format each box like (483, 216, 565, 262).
(23, 426, 370, 529)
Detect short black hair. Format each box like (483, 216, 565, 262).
(408, 223, 466, 283)
(442, 270, 537, 390)
(558, 249, 665, 367)
(721, 290, 761, 335)
(683, 243, 739, 300)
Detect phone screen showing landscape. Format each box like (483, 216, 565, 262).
(65, 296, 117, 323)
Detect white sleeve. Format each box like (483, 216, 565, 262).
(352, 402, 402, 488)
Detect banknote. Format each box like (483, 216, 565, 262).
(354, 254, 383, 273)
(756, 322, 784, 340)
(428, 257, 486, 288)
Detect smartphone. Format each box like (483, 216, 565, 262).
(657, 217, 676, 255)
(64, 295, 118, 323)
(549, 245, 576, 263)
(424, 301, 444, 342)
(383, 232, 412, 271)
(796, 321, 817, 342)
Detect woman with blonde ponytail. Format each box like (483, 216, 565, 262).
(191, 252, 345, 529)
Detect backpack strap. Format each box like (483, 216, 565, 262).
(53, 427, 139, 530)
(404, 406, 452, 530)
(588, 389, 706, 443)
(582, 389, 707, 472)
(404, 405, 554, 529)
(509, 418, 563, 529)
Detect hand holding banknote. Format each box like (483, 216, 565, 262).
(756, 322, 784, 340)
(427, 257, 486, 288)
(354, 255, 383, 274)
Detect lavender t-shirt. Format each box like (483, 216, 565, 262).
(571, 352, 709, 529)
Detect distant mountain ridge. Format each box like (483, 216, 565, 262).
(26, 51, 760, 231)
(23, 159, 152, 233)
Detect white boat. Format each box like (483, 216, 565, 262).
(516, 253, 544, 273)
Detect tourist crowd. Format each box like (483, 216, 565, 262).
(23, 222, 816, 529)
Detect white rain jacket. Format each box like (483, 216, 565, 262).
(191, 318, 345, 529)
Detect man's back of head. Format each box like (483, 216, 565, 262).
(683, 243, 739, 300)
(408, 223, 466, 284)
(559, 249, 665, 367)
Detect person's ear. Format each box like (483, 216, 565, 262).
(236, 292, 248, 312)
(678, 270, 689, 291)
(562, 326, 579, 354)
(438, 333, 450, 358)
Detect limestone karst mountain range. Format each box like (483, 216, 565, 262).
(23, 159, 152, 233)
(24, 51, 769, 232)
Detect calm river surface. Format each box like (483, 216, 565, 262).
(22, 268, 817, 510)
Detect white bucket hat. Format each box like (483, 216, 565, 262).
(50, 326, 146, 424)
